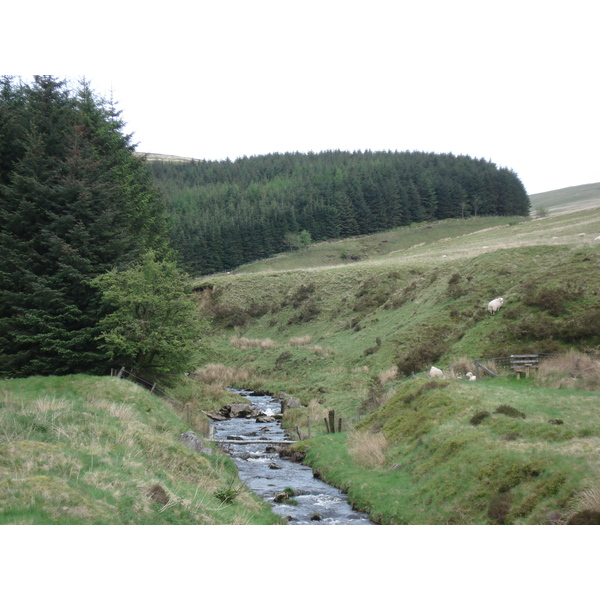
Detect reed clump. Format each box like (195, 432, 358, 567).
(192, 363, 252, 386)
(230, 336, 278, 350)
(290, 335, 313, 346)
(347, 430, 389, 469)
(536, 353, 600, 390)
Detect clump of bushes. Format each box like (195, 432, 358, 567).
(288, 299, 320, 324)
(288, 283, 315, 308)
(396, 325, 452, 376)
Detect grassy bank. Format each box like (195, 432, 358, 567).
(0, 375, 283, 525)
(297, 376, 600, 524)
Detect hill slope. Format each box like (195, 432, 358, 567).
(529, 182, 600, 215)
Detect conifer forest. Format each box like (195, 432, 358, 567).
(150, 150, 530, 275)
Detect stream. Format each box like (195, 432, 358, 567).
(212, 390, 373, 525)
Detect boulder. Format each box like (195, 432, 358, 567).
(220, 403, 262, 419)
(179, 431, 205, 453)
(256, 415, 276, 423)
(279, 394, 302, 412)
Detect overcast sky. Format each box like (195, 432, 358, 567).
(7, 0, 599, 195)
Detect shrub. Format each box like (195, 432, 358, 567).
(494, 404, 526, 419)
(470, 411, 491, 426)
(567, 510, 600, 524)
(397, 339, 449, 376)
(488, 491, 512, 524)
(214, 479, 244, 504)
(288, 299, 321, 324)
(288, 283, 315, 307)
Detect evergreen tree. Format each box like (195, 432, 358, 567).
(0, 77, 171, 377)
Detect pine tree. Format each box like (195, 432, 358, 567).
(0, 77, 172, 376)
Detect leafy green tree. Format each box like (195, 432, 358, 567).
(93, 252, 204, 383)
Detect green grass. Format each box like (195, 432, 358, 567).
(0, 375, 283, 525)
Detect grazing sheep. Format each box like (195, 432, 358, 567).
(488, 297, 504, 315)
(595, 236, 600, 242)
(465, 372, 477, 381)
(429, 366, 443, 378)
(578, 233, 585, 237)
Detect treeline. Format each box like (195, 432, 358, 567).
(0, 76, 188, 378)
(150, 150, 530, 275)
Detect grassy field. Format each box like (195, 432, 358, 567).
(193, 192, 600, 524)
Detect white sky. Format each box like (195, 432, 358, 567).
(5, 0, 599, 195)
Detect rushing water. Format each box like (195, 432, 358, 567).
(212, 390, 373, 525)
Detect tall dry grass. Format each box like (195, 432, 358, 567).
(230, 336, 277, 350)
(192, 363, 252, 386)
(378, 366, 398, 385)
(347, 430, 389, 469)
(290, 335, 313, 346)
(536, 354, 600, 390)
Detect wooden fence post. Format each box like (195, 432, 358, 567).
(324, 417, 330, 433)
(117, 366, 125, 379)
(307, 416, 311, 439)
(338, 417, 342, 433)
(328, 410, 335, 433)
(186, 403, 191, 424)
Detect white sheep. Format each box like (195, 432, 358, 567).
(465, 372, 477, 381)
(595, 236, 600, 242)
(429, 366, 443, 378)
(488, 297, 504, 315)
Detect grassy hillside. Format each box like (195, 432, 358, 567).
(193, 206, 600, 524)
(0, 375, 283, 525)
(529, 182, 600, 215)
